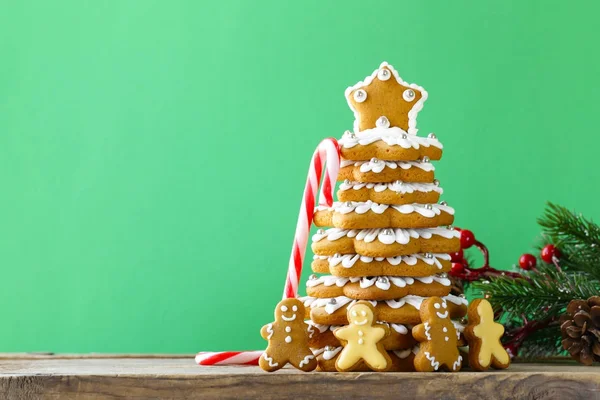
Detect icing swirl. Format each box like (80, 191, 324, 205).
(316, 201, 455, 218)
(339, 180, 443, 195)
(327, 253, 451, 269)
(338, 127, 443, 150)
(307, 274, 451, 291)
(311, 227, 460, 245)
(340, 159, 435, 173)
(300, 294, 468, 314)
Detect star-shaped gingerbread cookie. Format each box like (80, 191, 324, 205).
(345, 62, 427, 134)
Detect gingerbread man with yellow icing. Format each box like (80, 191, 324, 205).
(412, 297, 462, 372)
(259, 298, 317, 372)
(333, 301, 391, 372)
(464, 298, 510, 371)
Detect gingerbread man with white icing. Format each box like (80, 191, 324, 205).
(412, 296, 462, 372)
(464, 299, 510, 371)
(333, 301, 391, 371)
(259, 298, 317, 372)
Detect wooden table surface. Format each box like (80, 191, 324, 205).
(1, 354, 599, 400)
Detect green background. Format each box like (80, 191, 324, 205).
(1, 0, 599, 353)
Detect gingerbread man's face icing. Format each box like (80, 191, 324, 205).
(275, 298, 303, 322)
(348, 302, 374, 326)
(426, 298, 449, 320)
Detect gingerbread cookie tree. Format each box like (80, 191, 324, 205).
(301, 62, 469, 372)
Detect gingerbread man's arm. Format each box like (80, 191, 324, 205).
(412, 323, 428, 342)
(260, 323, 274, 340)
(334, 326, 351, 341)
(371, 325, 387, 342)
(305, 322, 316, 339)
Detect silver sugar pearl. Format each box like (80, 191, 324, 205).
(349, 133, 356, 139)
(459, 294, 466, 298)
(425, 253, 433, 259)
(447, 225, 455, 231)
(309, 274, 317, 280)
(344, 201, 353, 208)
(378, 68, 390, 80)
(401, 133, 407, 139)
(317, 229, 325, 235)
(403, 89, 415, 102)
(439, 201, 448, 206)
(433, 179, 440, 186)
(328, 298, 337, 305)
(375, 116, 390, 129)
(428, 133, 437, 139)
(422, 156, 430, 163)
(425, 204, 433, 210)
(344, 179, 351, 185)
(440, 272, 448, 278)
(370, 157, 380, 164)
(377, 277, 389, 284)
(382, 228, 394, 236)
(325, 345, 334, 352)
(353, 89, 367, 103)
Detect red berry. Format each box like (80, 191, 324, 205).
(451, 262, 465, 274)
(541, 244, 561, 263)
(460, 230, 475, 249)
(450, 249, 464, 262)
(518, 253, 537, 270)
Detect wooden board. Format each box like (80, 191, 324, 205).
(1, 355, 599, 400)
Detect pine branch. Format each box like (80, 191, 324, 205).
(472, 264, 600, 320)
(537, 202, 600, 280)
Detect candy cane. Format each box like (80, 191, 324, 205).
(283, 137, 340, 299)
(195, 351, 263, 366)
(197, 138, 340, 366)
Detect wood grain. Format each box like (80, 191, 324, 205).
(0, 356, 599, 400)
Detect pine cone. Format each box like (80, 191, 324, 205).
(560, 296, 600, 365)
(449, 275, 464, 296)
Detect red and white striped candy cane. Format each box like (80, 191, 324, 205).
(283, 137, 340, 299)
(196, 138, 340, 366)
(195, 351, 263, 366)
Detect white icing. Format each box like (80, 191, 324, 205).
(393, 346, 419, 359)
(453, 355, 463, 371)
(339, 127, 443, 150)
(345, 61, 428, 135)
(424, 351, 440, 370)
(299, 354, 315, 367)
(328, 253, 450, 270)
(306, 276, 352, 288)
(323, 346, 343, 360)
(285, 326, 291, 333)
(266, 323, 274, 340)
(316, 201, 454, 218)
(262, 353, 279, 367)
(424, 322, 432, 341)
(307, 324, 315, 338)
(306, 321, 407, 335)
(300, 294, 467, 314)
(281, 314, 297, 322)
(285, 336, 292, 343)
(339, 180, 443, 195)
(340, 159, 435, 173)
(312, 227, 460, 245)
(307, 274, 450, 291)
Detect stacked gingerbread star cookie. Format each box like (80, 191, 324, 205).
(300, 62, 469, 372)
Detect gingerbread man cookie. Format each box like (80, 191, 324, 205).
(464, 299, 510, 371)
(345, 62, 427, 134)
(333, 301, 392, 371)
(260, 298, 317, 372)
(412, 296, 462, 372)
